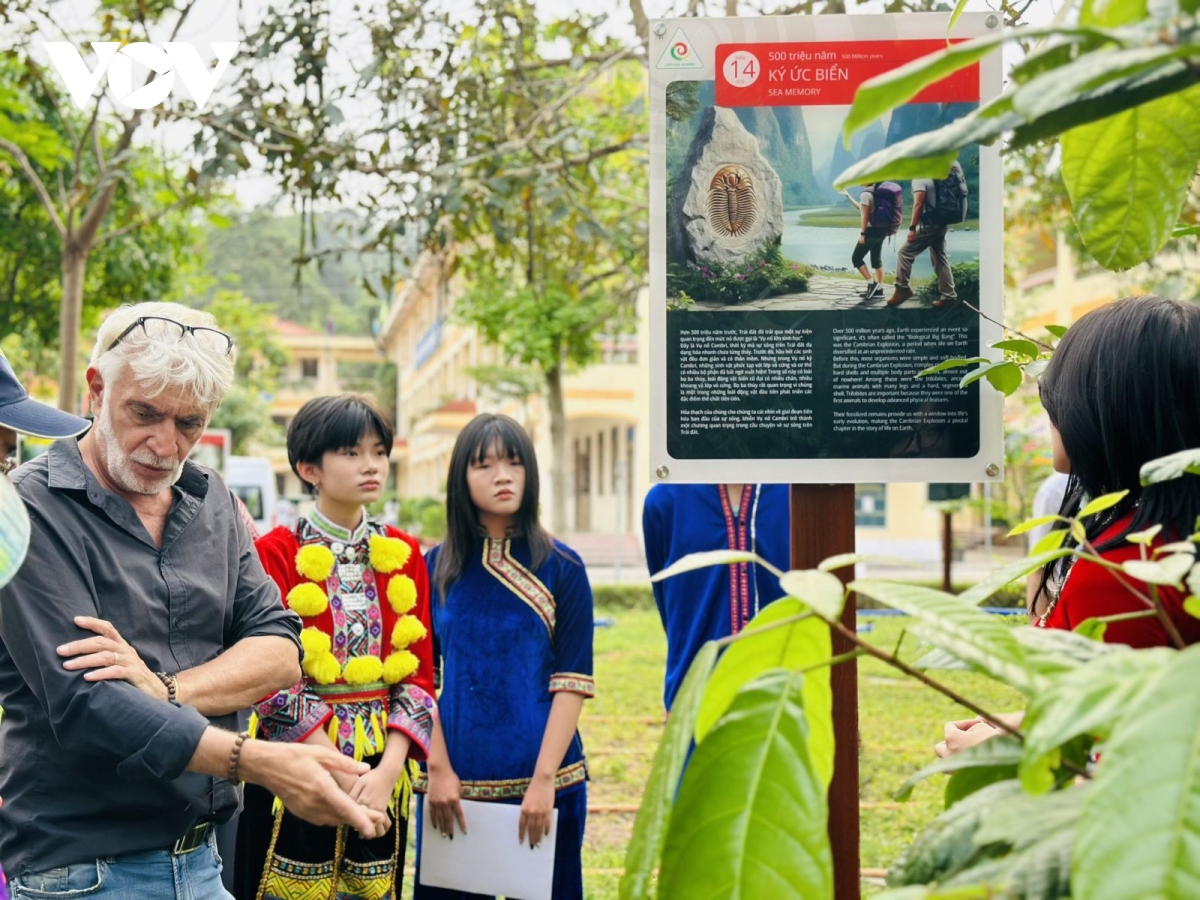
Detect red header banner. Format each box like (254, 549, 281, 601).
(715, 40, 978, 107)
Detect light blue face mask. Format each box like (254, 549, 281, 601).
(0, 473, 30, 589)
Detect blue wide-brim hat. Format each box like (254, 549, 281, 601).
(0, 354, 90, 439)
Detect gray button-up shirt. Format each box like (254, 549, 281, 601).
(0, 439, 301, 878)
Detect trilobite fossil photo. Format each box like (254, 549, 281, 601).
(707, 165, 756, 238)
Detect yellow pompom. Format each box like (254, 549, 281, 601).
(303, 651, 341, 685)
(387, 575, 417, 615)
(342, 655, 384, 685)
(383, 650, 419, 685)
(300, 627, 332, 660)
(391, 615, 427, 650)
(286, 583, 329, 618)
(370, 534, 411, 574)
(295, 544, 336, 582)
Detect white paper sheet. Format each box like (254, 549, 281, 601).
(419, 797, 557, 900)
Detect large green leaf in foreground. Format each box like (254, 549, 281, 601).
(1074, 644, 1200, 898)
(619, 642, 718, 900)
(1061, 84, 1200, 270)
(659, 670, 832, 900)
(695, 599, 834, 786)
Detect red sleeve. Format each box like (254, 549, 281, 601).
(1051, 547, 1195, 648)
(387, 526, 436, 699)
(254, 527, 300, 601)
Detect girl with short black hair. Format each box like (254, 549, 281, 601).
(236, 394, 436, 900)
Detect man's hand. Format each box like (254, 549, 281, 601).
(427, 764, 467, 838)
(58, 616, 166, 700)
(857, 235, 866, 245)
(239, 740, 388, 839)
(906, 227, 917, 243)
(519, 775, 554, 849)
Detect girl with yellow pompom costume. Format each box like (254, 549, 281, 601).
(235, 396, 436, 900)
(416, 414, 595, 900)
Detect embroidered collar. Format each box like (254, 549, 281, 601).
(309, 507, 369, 545)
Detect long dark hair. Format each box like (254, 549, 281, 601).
(432, 413, 554, 600)
(1035, 295, 1200, 607)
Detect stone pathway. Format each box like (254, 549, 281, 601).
(690, 274, 928, 312)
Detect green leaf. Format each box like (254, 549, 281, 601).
(1082, 0, 1150, 27)
(696, 599, 833, 785)
(1184, 596, 1200, 619)
(841, 26, 1099, 143)
(619, 642, 718, 900)
(1074, 617, 1109, 641)
(917, 356, 990, 377)
(1046, 324, 1069, 338)
(1074, 645, 1200, 898)
(1021, 648, 1171, 795)
(659, 671, 833, 900)
(1061, 84, 1200, 269)
(1078, 489, 1130, 519)
(1172, 223, 1200, 238)
(984, 361, 1023, 396)
(1140, 448, 1200, 485)
(887, 780, 1025, 886)
(1008, 515, 1063, 537)
(778, 569, 847, 622)
(959, 360, 1018, 391)
(944, 763, 1020, 810)
(1031, 528, 1069, 556)
(958, 548, 1076, 606)
(1122, 552, 1194, 588)
(818, 552, 866, 572)
(1015, 626, 1124, 678)
(1127, 524, 1165, 545)
(894, 735, 1023, 802)
(651, 549, 772, 582)
(850, 580, 1034, 692)
(989, 338, 1040, 360)
(946, 0, 970, 36)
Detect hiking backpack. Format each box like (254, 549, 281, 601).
(868, 182, 904, 237)
(925, 161, 969, 227)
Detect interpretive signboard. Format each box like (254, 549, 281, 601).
(649, 13, 1004, 483)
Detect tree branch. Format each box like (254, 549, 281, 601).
(94, 194, 188, 245)
(0, 137, 67, 237)
(628, 0, 651, 58)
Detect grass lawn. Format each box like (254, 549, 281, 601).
(579, 606, 1024, 899)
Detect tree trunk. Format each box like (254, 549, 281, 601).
(58, 243, 87, 413)
(545, 363, 569, 536)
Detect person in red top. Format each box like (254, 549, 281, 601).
(235, 395, 436, 900)
(938, 295, 1200, 756)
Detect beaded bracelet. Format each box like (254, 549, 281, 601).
(229, 730, 251, 781)
(155, 671, 178, 703)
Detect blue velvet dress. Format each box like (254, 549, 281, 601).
(414, 536, 594, 900)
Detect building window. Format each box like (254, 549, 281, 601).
(855, 484, 886, 528)
(301, 358, 319, 379)
(611, 426, 621, 491)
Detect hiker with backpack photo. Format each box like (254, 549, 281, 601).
(846, 182, 903, 302)
(887, 159, 969, 309)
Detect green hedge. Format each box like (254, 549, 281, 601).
(591, 579, 1025, 613)
(593, 583, 656, 611)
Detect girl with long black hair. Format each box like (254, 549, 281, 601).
(415, 414, 594, 900)
(1033, 294, 1200, 646)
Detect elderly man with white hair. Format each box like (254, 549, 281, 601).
(0, 302, 387, 899)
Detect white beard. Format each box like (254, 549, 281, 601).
(95, 402, 183, 495)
